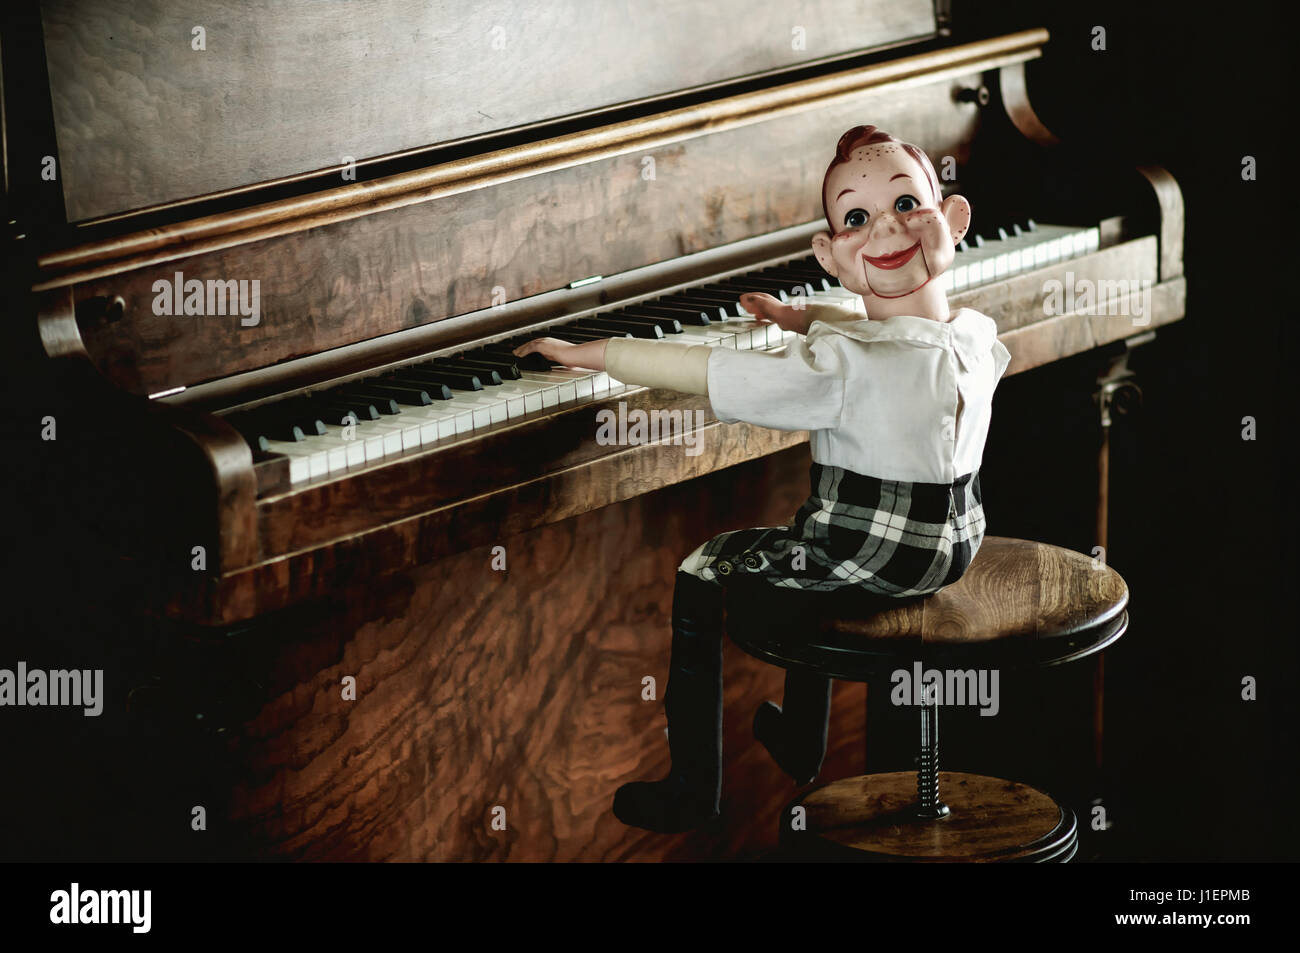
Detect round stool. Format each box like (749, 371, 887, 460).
(726, 537, 1129, 862)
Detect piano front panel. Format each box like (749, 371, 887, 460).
(53, 32, 1045, 398)
(185, 442, 869, 861)
(42, 0, 939, 222)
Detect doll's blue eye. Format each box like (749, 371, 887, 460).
(844, 208, 869, 228)
(895, 194, 919, 213)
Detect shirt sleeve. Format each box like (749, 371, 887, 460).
(803, 299, 864, 325)
(991, 338, 1011, 380)
(706, 335, 846, 432)
(604, 338, 712, 394)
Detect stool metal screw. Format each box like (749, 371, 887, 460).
(915, 687, 950, 819)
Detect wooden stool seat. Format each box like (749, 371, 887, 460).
(724, 536, 1131, 863)
(729, 537, 1129, 680)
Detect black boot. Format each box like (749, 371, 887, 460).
(613, 572, 724, 833)
(753, 670, 831, 784)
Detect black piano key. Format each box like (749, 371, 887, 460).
(711, 276, 800, 293)
(746, 274, 816, 295)
(549, 329, 628, 344)
(224, 413, 282, 450)
(478, 345, 556, 372)
(350, 382, 434, 405)
(659, 288, 737, 306)
(623, 304, 714, 326)
(697, 281, 790, 302)
(331, 390, 402, 415)
(418, 360, 504, 386)
(277, 399, 328, 437)
(593, 312, 682, 334)
(652, 295, 731, 319)
(759, 266, 832, 290)
(997, 226, 1010, 241)
(441, 355, 522, 380)
(957, 239, 970, 253)
(318, 401, 381, 423)
(402, 364, 484, 390)
(572, 317, 664, 339)
(244, 405, 317, 442)
(380, 372, 455, 400)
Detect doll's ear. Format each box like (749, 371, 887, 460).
(811, 231, 838, 277)
(941, 195, 972, 244)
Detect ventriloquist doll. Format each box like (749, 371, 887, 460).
(515, 125, 1011, 833)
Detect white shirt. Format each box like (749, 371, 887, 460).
(706, 307, 1011, 484)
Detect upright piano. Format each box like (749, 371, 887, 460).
(5, 0, 1183, 860)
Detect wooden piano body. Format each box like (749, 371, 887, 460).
(5, 0, 1183, 860)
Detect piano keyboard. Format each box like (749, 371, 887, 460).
(229, 220, 1099, 486)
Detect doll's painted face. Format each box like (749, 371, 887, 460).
(813, 143, 970, 300)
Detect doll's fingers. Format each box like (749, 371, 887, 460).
(513, 339, 562, 359)
(739, 292, 781, 320)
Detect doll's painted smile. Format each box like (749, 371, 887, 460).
(863, 242, 921, 270)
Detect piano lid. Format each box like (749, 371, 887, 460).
(38, 0, 941, 224)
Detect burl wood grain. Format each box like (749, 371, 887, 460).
(211, 445, 866, 860)
(785, 771, 1074, 862)
(822, 537, 1128, 645)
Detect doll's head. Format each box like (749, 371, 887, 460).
(812, 126, 971, 303)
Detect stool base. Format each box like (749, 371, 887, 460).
(781, 771, 1077, 862)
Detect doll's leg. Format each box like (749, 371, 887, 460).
(612, 570, 725, 833)
(754, 670, 832, 784)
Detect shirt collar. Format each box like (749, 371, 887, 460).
(807, 308, 997, 366)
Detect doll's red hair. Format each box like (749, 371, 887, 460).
(821, 126, 943, 231)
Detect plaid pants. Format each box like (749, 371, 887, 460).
(679, 463, 986, 598)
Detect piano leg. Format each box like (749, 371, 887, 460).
(1087, 337, 1151, 854)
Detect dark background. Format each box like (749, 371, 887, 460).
(946, 0, 1294, 860)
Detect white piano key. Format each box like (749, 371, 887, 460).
(441, 399, 495, 429)
(490, 385, 536, 417)
(317, 425, 368, 468)
(518, 371, 582, 403)
(516, 373, 564, 408)
(263, 441, 313, 484)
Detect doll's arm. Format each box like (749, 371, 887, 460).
(513, 337, 710, 394)
(513, 337, 608, 371)
(741, 293, 862, 334)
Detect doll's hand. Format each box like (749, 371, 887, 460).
(740, 293, 811, 335)
(513, 336, 608, 371)
(905, 206, 958, 278)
